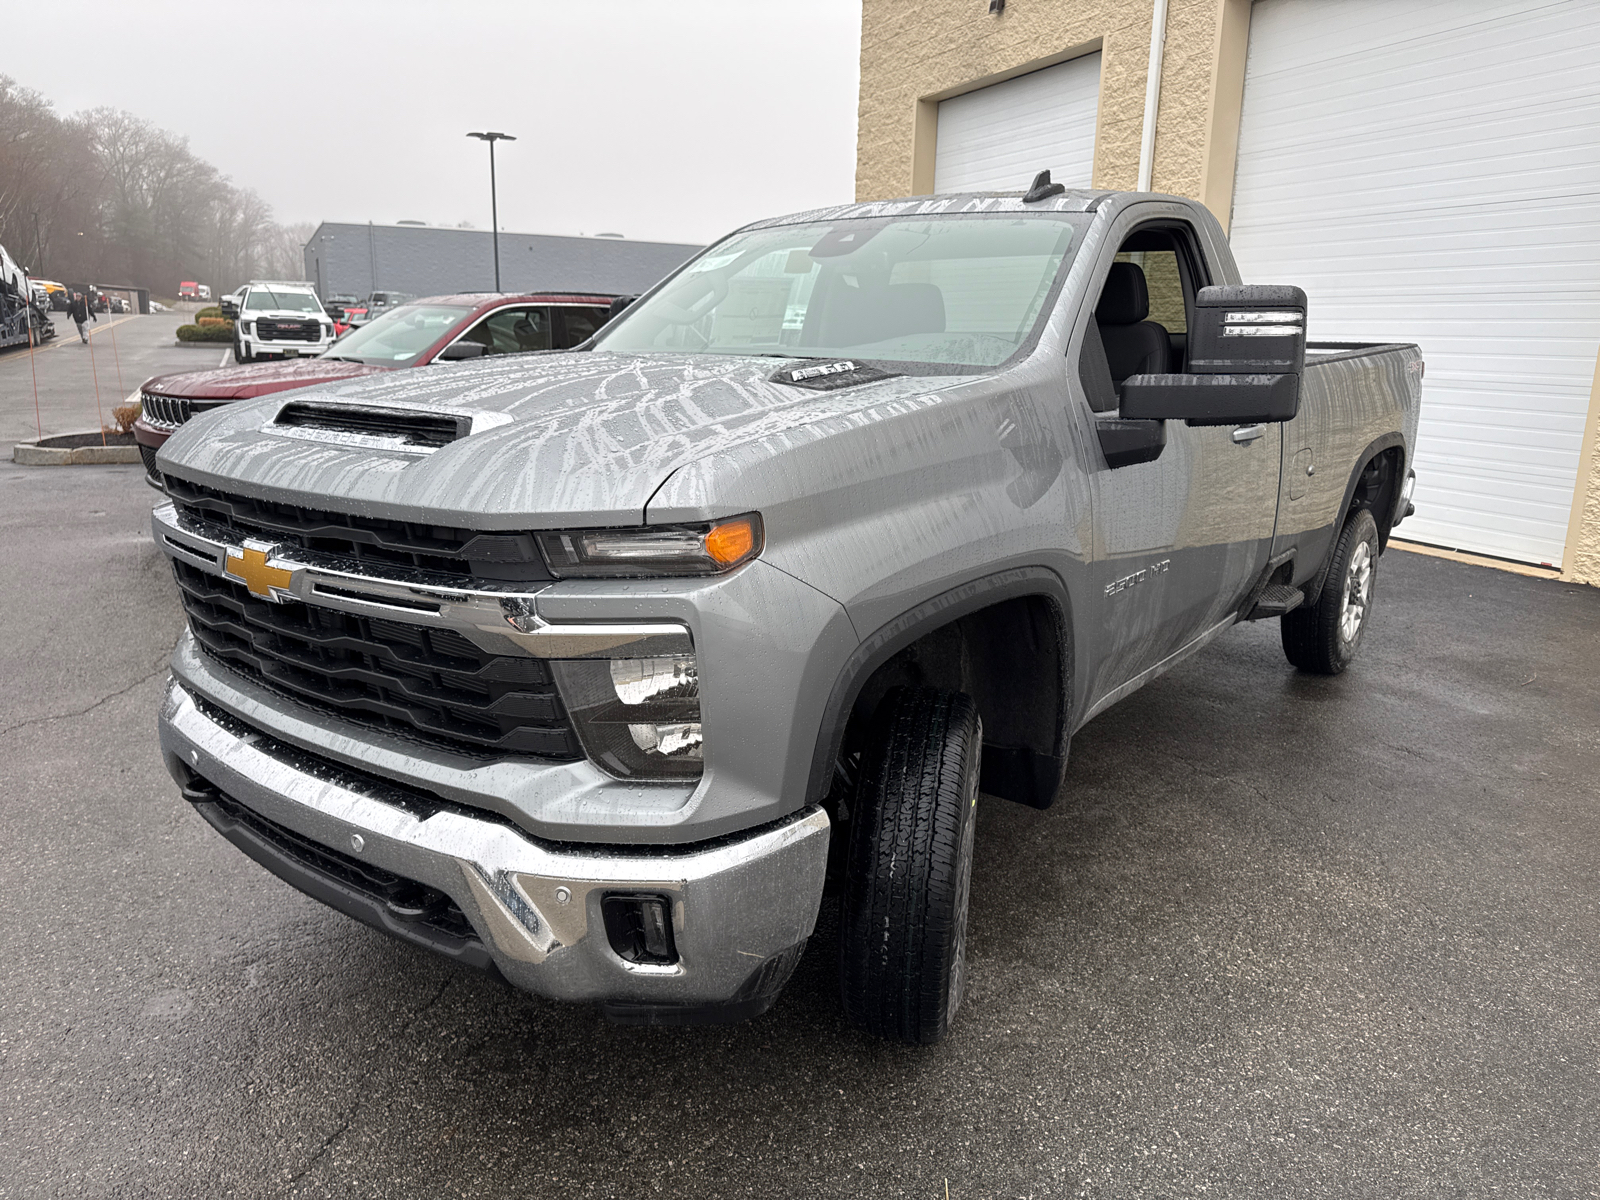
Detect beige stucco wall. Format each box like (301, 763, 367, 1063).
(1562, 362, 1600, 585)
(856, 0, 1251, 224)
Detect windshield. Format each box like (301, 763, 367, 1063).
(593, 213, 1087, 371)
(246, 288, 324, 314)
(320, 303, 469, 366)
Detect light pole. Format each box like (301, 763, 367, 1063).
(466, 131, 516, 291)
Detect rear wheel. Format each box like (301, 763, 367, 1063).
(1282, 506, 1380, 675)
(839, 686, 982, 1045)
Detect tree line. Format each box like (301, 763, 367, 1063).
(0, 76, 311, 297)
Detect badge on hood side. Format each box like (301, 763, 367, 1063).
(770, 360, 900, 391)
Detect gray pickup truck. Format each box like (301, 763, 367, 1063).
(152, 182, 1421, 1044)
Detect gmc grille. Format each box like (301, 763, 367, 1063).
(256, 318, 322, 342)
(172, 559, 582, 759)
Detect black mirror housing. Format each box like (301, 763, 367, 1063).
(1120, 284, 1307, 425)
(1096, 417, 1167, 467)
(1120, 372, 1300, 425)
(437, 341, 488, 361)
(1189, 284, 1306, 374)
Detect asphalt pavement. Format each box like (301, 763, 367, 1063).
(1, 310, 230, 445)
(2, 459, 1598, 1199)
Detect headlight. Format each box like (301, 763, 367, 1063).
(551, 655, 702, 780)
(535, 513, 761, 578)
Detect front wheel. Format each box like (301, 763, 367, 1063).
(1282, 506, 1380, 675)
(839, 686, 982, 1045)
(234, 339, 250, 364)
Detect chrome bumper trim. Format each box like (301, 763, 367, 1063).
(151, 500, 693, 660)
(160, 678, 829, 1005)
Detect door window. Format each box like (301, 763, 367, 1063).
(457, 306, 552, 355)
(555, 306, 608, 347)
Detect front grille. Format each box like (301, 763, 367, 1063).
(173, 559, 581, 758)
(163, 475, 553, 584)
(142, 392, 226, 428)
(204, 787, 480, 945)
(255, 318, 321, 342)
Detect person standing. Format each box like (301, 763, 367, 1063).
(68, 291, 96, 343)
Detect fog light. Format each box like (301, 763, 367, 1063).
(627, 721, 702, 759)
(609, 656, 696, 705)
(551, 655, 703, 780)
(602, 893, 678, 964)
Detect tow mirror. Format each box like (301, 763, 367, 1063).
(1121, 284, 1306, 426)
(437, 340, 488, 361)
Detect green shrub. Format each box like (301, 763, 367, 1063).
(195, 305, 222, 320)
(177, 323, 233, 342)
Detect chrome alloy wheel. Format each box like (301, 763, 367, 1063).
(1340, 539, 1374, 643)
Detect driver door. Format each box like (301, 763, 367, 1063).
(1079, 217, 1281, 703)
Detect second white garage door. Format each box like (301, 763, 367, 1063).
(1229, 0, 1600, 568)
(934, 54, 1101, 195)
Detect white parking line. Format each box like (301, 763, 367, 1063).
(218, 349, 231, 368)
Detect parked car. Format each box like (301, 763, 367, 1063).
(134, 292, 620, 481)
(231, 281, 335, 363)
(218, 287, 246, 319)
(31, 279, 66, 310)
(149, 185, 1421, 1043)
(359, 290, 414, 323)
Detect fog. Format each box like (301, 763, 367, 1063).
(8, 0, 863, 245)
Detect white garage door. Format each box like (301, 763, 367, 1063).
(1229, 0, 1600, 567)
(934, 54, 1101, 194)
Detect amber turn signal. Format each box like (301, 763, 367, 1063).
(704, 516, 759, 567)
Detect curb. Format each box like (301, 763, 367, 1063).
(13, 440, 142, 465)
(172, 340, 231, 349)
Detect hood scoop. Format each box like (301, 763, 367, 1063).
(271, 401, 492, 453)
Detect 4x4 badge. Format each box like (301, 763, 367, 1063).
(224, 541, 295, 602)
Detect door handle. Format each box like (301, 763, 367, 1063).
(1231, 424, 1266, 444)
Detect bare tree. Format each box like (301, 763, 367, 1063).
(0, 78, 312, 297)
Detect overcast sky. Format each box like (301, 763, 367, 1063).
(9, 0, 863, 247)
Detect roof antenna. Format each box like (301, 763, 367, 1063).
(1022, 169, 1066, 204)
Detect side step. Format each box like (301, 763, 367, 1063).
(1245, 584, 1305, 621)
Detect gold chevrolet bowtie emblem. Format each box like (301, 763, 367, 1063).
(224, 543, 295, 601)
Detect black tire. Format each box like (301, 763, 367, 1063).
(234, 339, 250, 364)
(839, 686, 982, 1045)
(1282, 506, 1380, 675)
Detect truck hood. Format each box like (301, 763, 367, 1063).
(144, 358, 391, 400)
(156, 349, 957, 528)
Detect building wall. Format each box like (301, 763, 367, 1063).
(856, 0, 1250, 226)
(301, 224, 700, 305)
(855, 0, 1600, 583)
(1566, 362, 1600, 585)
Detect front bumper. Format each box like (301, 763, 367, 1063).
(160, 678, 830, 1018)
(241, 336, 332, 359)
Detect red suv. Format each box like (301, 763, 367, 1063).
(134, 292, 620, 484)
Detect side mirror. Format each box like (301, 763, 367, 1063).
(1121, 284, 1307, 426)
(219, 300, 237, 318)
(436, 340, 488, 361)
(607, 295, 637, 321)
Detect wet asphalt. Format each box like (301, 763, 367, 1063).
(2, 459, 1597, 1199)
